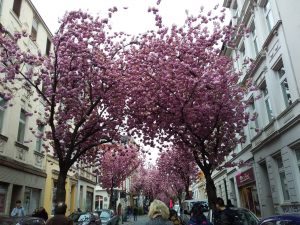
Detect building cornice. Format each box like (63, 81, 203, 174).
(0, 154, 47, 177)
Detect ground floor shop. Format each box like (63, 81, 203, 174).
(0, 163, 46, 216)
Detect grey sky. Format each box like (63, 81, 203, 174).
(30, 0, 225, 163)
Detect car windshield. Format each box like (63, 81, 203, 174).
(78, 213, 91, 222)
(237, 209, 258, 225)
(100, 211, 111, 219)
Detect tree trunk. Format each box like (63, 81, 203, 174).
(204, 173, 217, 210)
(185, 179, 190, 200)
(56, 169, 67, 203)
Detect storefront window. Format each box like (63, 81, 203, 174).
(276, 156, 290, 201)
(52, 181, 57, 215)
(0, 182, 8, 213)
(86, 191, 93, 212)
(24, 187, 41, 215)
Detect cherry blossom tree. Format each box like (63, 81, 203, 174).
(0, 10, 131, 202)
(124, 6, 250, 207)
(97, 143, 141, 210)
(157, 147, 198, 203)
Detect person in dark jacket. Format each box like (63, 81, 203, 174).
(32, 207, 48, 221)
(214, 197, 232, 225)
(146, 199, 173, 225)
(188, 202, 210, 225)
(46, 202, 73, 225)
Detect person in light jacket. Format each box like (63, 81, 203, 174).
(146, 199, 173, 225)
(11, 200, 25, 217)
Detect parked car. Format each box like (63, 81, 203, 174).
(182, 200, 209, 215)
(207, 207, 259, 225)
(69, 212, 101, 225)
(94, 209, 119, 225)
(258, 214, 300, 225)
(0, 216, 45, 225)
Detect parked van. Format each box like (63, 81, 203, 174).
(182, 199, 209, 215)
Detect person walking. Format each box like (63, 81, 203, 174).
(46, 202, 73, 225)
(133, 206, 138, 221)
(11, 200, 25, 217)
(146, 199, 173, 225)
(188, 202, 210, 225)
(214, 197, 239, 225)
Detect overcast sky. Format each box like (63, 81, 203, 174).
(30, 0, 225, 163)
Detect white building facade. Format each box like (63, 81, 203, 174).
(214, 0, 300, 217)
(0, 0, 52, 216)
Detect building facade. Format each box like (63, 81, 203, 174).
(0, 0, 52, 216)
(214, 0, 300, 217)
(76, 167, 96, 212)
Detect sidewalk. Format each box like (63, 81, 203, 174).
(121, 215, 148, 225)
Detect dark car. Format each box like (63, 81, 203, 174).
(207, 207, 259, 225)
(94, 210, 119, 225)
(0, 216, 45, 225)
(258, 214, 300, 225)
(69, 212, 101, 225)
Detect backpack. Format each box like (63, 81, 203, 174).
(223, 209, 243, 225)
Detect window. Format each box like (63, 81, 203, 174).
(12, 0, 22, 18)
(35, 124, 44, 152)
(51, 181, 57, 215)
(276, 155, 290, 201)
(31, 17, 38, 41)
(17, 109, 26, 143)
(0, 182, 9, 213)
(261, 83, 274, 122)
(275, 61, 292, 108)
(264, 0, 275, 32)
(296, 150, 300, 174)
(46, 38, 51, 56)
(251, 23, 259, 57)
(0, 97, 6, 133)
(250, 99, 259, 130)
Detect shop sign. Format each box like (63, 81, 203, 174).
(236, 168, 255, 187)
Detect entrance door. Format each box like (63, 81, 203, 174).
(240, 185, 261, 217)
(11, 185, 22, 213)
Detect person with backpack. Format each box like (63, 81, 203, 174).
(214, 197, 238, 225)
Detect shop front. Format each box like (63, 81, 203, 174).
(236, 168, 261, 217)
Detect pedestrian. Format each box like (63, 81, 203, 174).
(38, 207, 49, 221)
(133, 206, 138, 221)
(214, 197, 239, 225)
(169, 209, 183, 225)
(145, 199, 173, 225)
(11, 200, 25, 217)
(188, 202, 210, 225)
(46, 202, 73, 225)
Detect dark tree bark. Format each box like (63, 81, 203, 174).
(204, 172, 217, 210)
(56, 169, 67, 203)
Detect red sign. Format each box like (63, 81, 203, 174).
(236, 168, 255, 187)
(0, 193, 5, 213)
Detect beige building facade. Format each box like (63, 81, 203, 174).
(0, 0, 52, 216)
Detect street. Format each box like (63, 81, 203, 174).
(123, 215, 149, 225)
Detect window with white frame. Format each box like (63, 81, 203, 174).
(264, 0, 275, 32)
(275, 155, 290, 201)
(249, 99, 259, 134)
(17, 109, 26, 143)
(250, 22, 259, 57)
(0, 96, 6, 134)
(31, 17, 38, 41)
(261, 82, 274, 122)
(35, 124, 44, 152)
(274, 60, 293, 108)
(296, 149, 300, 174)
(12, 0, 22, 18)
